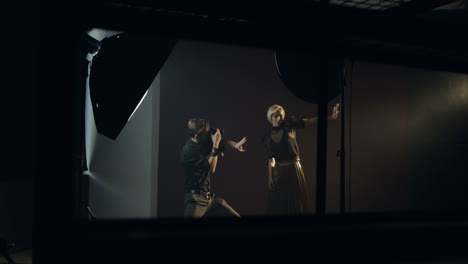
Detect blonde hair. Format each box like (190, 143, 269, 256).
(267, 104, 285, 124)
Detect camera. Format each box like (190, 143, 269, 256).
(210, 126, 223, 135)
(200, 126, 225, 156)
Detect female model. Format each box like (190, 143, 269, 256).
(263, 103, 340, 215)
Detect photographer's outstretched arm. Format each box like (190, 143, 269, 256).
(226, 137, 247, 152)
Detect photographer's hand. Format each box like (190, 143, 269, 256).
(226, 137, 247, 152)
(211, 128, 222, 148)
(234, 137, 247, 152)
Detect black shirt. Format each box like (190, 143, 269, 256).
(180, 139, 211, 192)
(262, 117, 305, 161)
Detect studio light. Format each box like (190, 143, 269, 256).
(89, 33, 177, 140)
(274, 50, 342, 104)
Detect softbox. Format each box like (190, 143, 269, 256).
(89, 33, 177, 140)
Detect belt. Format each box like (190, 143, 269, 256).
(187, 189, 213, 199)
(277, 156, 300, 162)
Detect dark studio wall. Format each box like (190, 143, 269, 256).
(345, 60, 468, 213)
(2, 0, 39, 251)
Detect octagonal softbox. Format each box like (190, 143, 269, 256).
(274, 50, 342, 104)
(89, 33, 177, 140)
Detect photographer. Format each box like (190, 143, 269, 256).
(180, 118, 246, 218)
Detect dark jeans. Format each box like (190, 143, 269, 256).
(184, 192, 240, 218)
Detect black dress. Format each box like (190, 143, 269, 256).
(262, 117, 311, 215)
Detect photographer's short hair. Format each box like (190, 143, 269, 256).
(187, 119, 209, 138)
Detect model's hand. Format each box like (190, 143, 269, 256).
(329, 103, 340, 120)
(234, 137, 247, 152)
(268, 158, 276, 190)
(211, 129, 222, 147)
(269, 157, 276, 168)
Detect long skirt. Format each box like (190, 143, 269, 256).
(267, 159, 311, 215)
